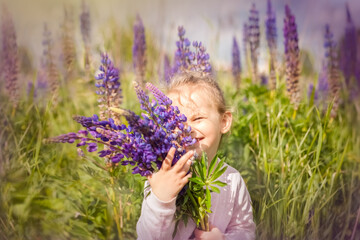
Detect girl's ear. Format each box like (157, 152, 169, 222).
(220, 111, 232, 134)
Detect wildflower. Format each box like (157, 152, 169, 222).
(232, 36, 241, 89)
(324, 24, 340, 117)
(95, 53, 122, 120)
(1, 6, 19, 108)
(339, 3, 357, 88)
(80, 0, 91, 70)
(266, 0, 277, 90)
(172, 26, 212, 76)
(248, 3, 260, 83)
(40, 23, 59, 103)
(61, 6, 77, 80)
(283, 5, 300, 110)
(132, 15, 147, 87)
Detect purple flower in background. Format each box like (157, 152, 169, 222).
(173, 26, 191, 73)
(95, 53, 122, 120)
(243, 23, 250, 75)
(283, 5, 300, 110)
(1, 6, 19, 107)
(248, 3, 260, 83)
(340, 3, 357, 88)
(132, 15, 147, 87)
(80, 0, 91, 46)
(80, 0, 91, 69)
(61, 6, 76, 80)
(323, 24, 340, 117)
(163, 54, 171, 85)
(40, 23, 59, 102)
(232, 36, 241, 89)
(266, 0, 277, 90)
(172, 26, 212, 76)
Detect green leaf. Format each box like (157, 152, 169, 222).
(210, 165, 228, 182)
(189, 178, 205, 186)
(210, 186, 220, 193)
(207, 153, 218, 178)
(211, 180, 227, 187)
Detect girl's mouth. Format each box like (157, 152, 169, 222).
(196, 137, 204, 143)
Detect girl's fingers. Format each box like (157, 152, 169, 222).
(179, 159, 192, 177)
(181, 172, 192, 185)
(174, 150, 194, 172)
(162, 147, 175, 171)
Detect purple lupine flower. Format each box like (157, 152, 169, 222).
(49, 82, 196, 177)
(40, 23, 59, 102)
(283, 5, 300, 110)
(163, 54, 171, 85)
(340, 3, 357, 88)
(172, 26, 212, 76)
(95, 53, 122, 120)
(266, 0, 277, 90)
(323, 24, 340, 117)
(243, 23, 251, 75)
(132, 15, 147, 87)
(80, 0, 91, 46)
(1, 6, 19, 107)
(61, 6, 77, 80)
(232, 36, 241, 89)
(248, 3, 260, 83)
(80, 0, 91, 69)
(173, 26, 191, 74)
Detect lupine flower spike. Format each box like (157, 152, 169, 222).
(80, 0, 91, 71)
(232, 36, 241, 89)
(248, 3, 260, 83)
(40, 23, 59, 103)
(1, 6, 19, 109)
(95, 53, 122, 121)
(173, 26, 212, 76)
(340, 3, 357, 89)
(243, 23, 251, 77)
(324, 25, 340, 118)
(283, 5, 300, 113)
(132, 15, 147, 88)
(266, 0, 277, 90)
(61, 6, 77, 81)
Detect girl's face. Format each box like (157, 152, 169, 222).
(168, 85, 232, 161)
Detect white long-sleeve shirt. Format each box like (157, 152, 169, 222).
(136, 162, 256, 240)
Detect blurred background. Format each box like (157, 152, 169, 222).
(0, 0, 359, 239)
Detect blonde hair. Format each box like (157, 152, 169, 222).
(167, 71, 227, 114)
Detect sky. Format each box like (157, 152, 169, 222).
(1, 0, 359, 72)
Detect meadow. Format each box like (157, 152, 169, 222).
(0, 1, 359, 239)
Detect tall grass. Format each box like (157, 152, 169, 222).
(222, 76, 360, 239)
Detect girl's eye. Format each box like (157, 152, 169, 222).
(194, 117, 203, 121)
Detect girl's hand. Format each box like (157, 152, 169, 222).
(147, 147, 193, 202)
(194, 225, 224, 240)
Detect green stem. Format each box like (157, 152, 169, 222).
(110, 171, 123, 239)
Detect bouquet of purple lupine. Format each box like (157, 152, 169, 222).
(49, 80, 196, 176)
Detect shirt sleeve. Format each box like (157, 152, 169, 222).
(224, 173, 256, 240)
(136, 181, 177, 240)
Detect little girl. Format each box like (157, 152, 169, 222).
(136, 71, 255, 240)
